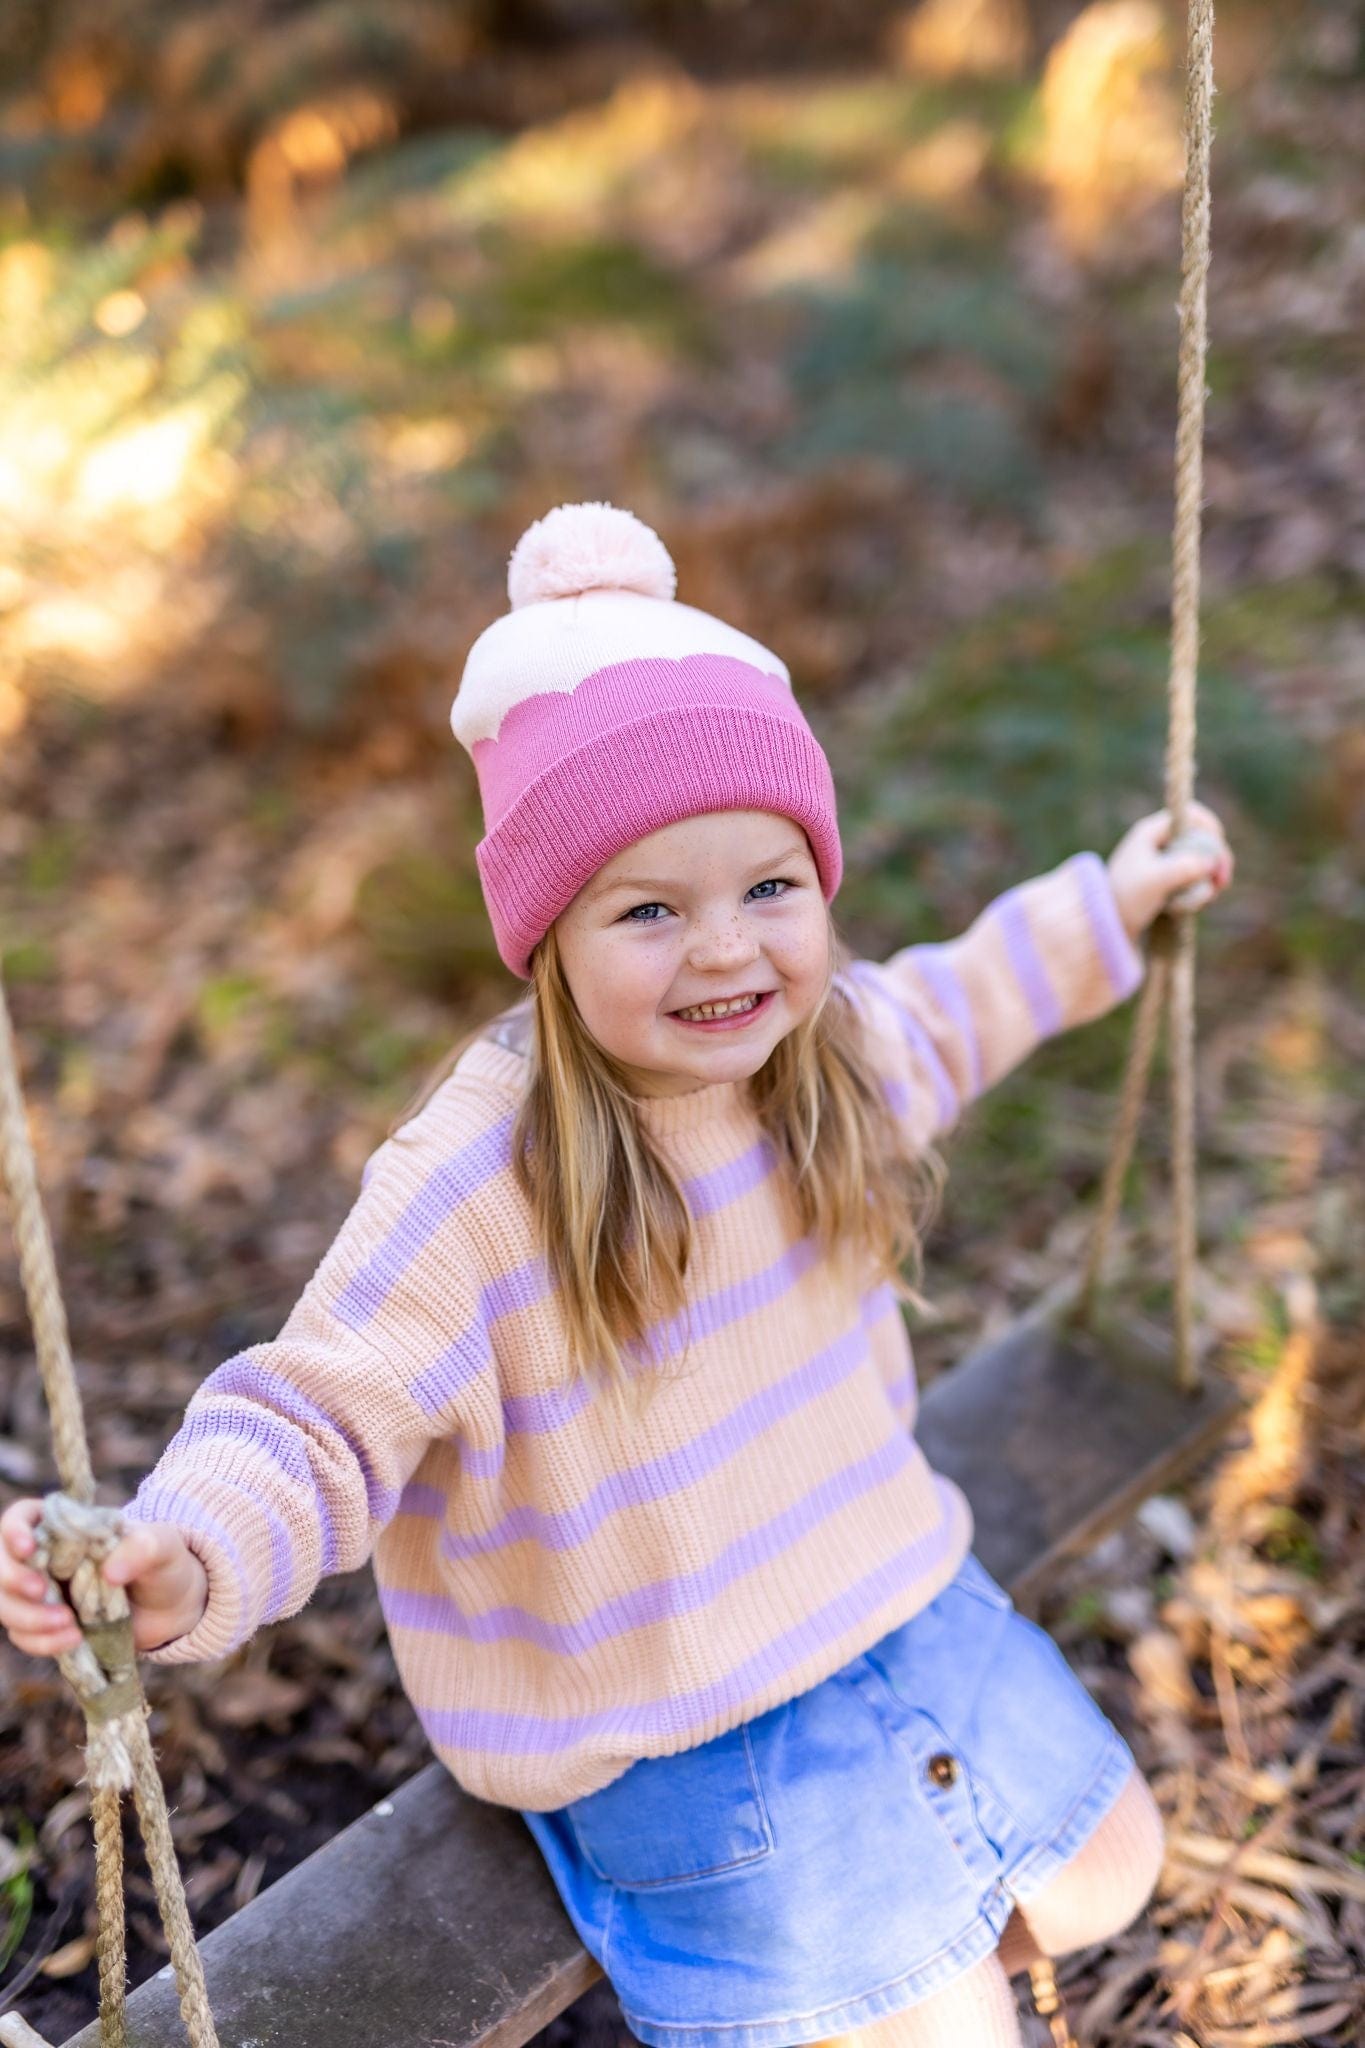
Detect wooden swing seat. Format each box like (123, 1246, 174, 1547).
(59, 1313, 1240, 2048)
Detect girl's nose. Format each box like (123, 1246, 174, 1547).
(687, 917, 760, 971)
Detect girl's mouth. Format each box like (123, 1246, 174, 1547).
(669, 990, 776, 1031)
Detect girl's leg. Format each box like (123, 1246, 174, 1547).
(809, 1953, 1022, 2048)
(996, 1765, 1165, 1977)
(807, 1769, 1161, 2048)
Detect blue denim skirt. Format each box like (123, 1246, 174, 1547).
(519, 1552, 1136, 2048)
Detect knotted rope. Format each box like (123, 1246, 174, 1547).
(1071, 0, 1217, 1395)
(0, 974, 219, 2048)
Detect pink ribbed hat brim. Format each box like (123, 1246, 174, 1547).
(473, 655, 841, 977)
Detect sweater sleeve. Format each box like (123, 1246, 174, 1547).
(843, 850, 1145, 1150)
(123, 1137, 490, 1666)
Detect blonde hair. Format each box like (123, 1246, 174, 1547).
(395, 917, 944, 1418)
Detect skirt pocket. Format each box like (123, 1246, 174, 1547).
(566, 1723, 775, 1890)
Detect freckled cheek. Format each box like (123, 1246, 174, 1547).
(599, 947, 678, 1037)
(772, 926, 831, 1014)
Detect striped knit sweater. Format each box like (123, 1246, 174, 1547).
(127, 852, 1144, 1811)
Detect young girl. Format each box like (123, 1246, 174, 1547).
(2, 503, 1232, 2047)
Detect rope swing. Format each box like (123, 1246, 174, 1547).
(1071, 0, 1217, 1394)
(0, 4, 1216, 2042)
(0, 975, 220, 2048)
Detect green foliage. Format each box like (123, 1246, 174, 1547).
(0, 1816, 35, 1973)
(0, 937, 57, 984)
(780, 243, 1058, 513)
(331, 130, 500, 226)
(789, 252, 1057, 405)
(786, 386, 1039, 512)
(1230, 1285, 1292, 1377)
(22, 823, 82, 892)
(197, 971, 264, 1037)
(354, 844, 506, 998)
(836, 548, 1331, 941)
(1062, 1588, 1107, 1634)
(1256, 1505, 1324, 1579)
(460, 236, 709, 364)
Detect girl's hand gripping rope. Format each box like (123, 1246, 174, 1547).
(1106, 800, 1234, 942)
(0, 1496, 208, 1659)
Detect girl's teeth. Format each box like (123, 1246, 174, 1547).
(678, 994, 761, 1021)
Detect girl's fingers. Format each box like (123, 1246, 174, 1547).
(0, 1587, 79, 1637)
(102, 1525, 166, 1586)
(10, 1626, 82, 1658)
(0, 1498, 45, 1562)
(1149, 802, 1228, 850)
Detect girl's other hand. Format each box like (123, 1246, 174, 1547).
(0, 1498, 208, 1659)
(1106, 801, 1234, 942)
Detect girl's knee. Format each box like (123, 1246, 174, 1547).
(809, 1954, 1023, 2048)
(1018, 1766, 1166, 1957)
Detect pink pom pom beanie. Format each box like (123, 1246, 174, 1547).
(450, 502, 843, 977)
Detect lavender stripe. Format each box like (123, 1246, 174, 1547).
(483, 1257, 554, 1322)
(441, 1287, 896, 1560)
(397, 1479, 447, 1518)
(410, 1209, 817, 1453)
(906, 944, 982, 1095)
(682, 1139, 776, 1220)
(405, 1261, 560, 1419)
(333, 1112, 516, 1328)
(177, 1403, 336, 1575)
(427, 1245, 875, 1474)
(208, 1357, 399, 1526)
(418, 1506, 959, 1754)
(370, 1145, 777, 1430)
(473, 1229, 820, 1460)
(348, 1130, 769, 1354)
(459, 1441, 507, 1481)
(886, 1368, 914, 1423)
(638, 1235, 822, 1367)
(882, 1075, 913, 1119)
(498, 1236, 823, 1444)
(991, 888, 1062, 1036)
(1074, 851, 1144, 1001)
(398, 1277, 901, 1524)
(406, 1307, 493, 1419)
(384, 1427, 917, 1652)
(847, 964, 957, 1131)
(503, 1377, 593, 1436)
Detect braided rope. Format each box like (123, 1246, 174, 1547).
(1073, 0, 1216, 1393)
(0, 976, 219, 2048)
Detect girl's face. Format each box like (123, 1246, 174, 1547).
(553, 810, 832, 1098)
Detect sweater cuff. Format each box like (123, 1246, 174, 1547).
(1070, 851, 1146, 1003)
(123, 1481, 262, 1665)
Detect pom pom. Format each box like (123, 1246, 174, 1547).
(507, 501, 677, 610)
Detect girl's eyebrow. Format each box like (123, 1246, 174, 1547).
(588, 841, 811, 903)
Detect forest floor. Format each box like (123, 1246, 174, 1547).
(0, 0, 1362, 2040)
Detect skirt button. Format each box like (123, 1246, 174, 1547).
(926, 1751, 958, 1788)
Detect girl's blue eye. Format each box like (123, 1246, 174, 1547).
(619, 879, 793, 924)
